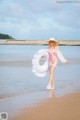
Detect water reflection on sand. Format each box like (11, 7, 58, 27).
(0, 45, 80, 116)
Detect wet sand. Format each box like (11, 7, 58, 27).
(12, 92, 80, 120)
(0, 45, 80, 119)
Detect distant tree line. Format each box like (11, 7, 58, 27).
(0, 33, 13, 39)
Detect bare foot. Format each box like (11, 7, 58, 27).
(46, 82, 51, 90)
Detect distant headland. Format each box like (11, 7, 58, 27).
(0, 33, 14, 39)
(0, 33, 80, 46)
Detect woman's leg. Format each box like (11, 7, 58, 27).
(50, 66, 55, 89)
(46, 66, 53, 89)
(47, 66, 55, 89)
(48, 57, 57, 89)
(49, 66, 53, 83)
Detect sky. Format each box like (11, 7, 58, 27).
(0, 0, 80, 40)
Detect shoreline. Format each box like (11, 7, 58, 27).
(0, 45, 80, 120)
(12, 92, 80, 120)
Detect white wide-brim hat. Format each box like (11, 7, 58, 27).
(49, 37, 55, 40)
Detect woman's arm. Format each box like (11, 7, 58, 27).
(56, 47, 68, 63)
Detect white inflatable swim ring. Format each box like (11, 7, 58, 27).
(32, 49, 49, 77)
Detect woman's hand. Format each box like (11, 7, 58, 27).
(64, 60, 69, 63)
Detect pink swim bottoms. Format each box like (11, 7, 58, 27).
(49, 53, 58, 68)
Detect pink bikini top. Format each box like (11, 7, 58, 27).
(48, 48, 57, 62)
(48, 48, 57, 55)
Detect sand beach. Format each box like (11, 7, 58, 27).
(12, 92, 80, 120)
(0, 45, 80, 120)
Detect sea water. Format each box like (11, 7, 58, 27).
(0, 45, 80, 97)
(0, 45, 80, 115)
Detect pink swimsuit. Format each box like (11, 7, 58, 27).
(48, 48, 58, 68)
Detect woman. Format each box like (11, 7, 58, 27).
(47, 38, 68, 90)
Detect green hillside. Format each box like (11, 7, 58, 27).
(0, 33, 13, 39)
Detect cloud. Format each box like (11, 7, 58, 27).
(0, 0, 80, 40)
